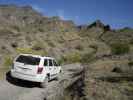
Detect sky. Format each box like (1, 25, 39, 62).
(0, 0, 132, 29)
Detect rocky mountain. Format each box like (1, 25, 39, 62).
(0, 5, 110, 67)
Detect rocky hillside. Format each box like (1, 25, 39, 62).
(0, 5, 112, 68)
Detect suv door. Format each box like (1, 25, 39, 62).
(43, 58, 49, 73)
(48, 59, 54, 78)
(53, 60, 58, 74)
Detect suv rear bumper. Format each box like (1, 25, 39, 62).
(11, 69, 44, 82)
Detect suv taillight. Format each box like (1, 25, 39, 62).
(37, 67, 43, 74)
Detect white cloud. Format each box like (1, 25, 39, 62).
(32, 5, 44, 13)
(56, 10, 80, 23)
(75, 16, 79, 20)
(56, 9, 67, 20)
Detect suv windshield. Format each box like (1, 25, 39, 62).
(16, 55, 40, 65)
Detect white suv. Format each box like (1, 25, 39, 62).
(11, 54, 61, 87)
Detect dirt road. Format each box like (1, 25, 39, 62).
(0, 63, 83, 100)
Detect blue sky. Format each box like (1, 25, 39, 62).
(0, 0, 133, 29)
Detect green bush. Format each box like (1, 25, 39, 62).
(3, 56, 13, 69)
(111, 43, 130, 55)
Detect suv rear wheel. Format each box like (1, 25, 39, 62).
(40, 76, 49, 88)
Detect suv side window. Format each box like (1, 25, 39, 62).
(53, 60, 58, 66)
(44, 59, 48, 66)
(49, 59, 53, 66)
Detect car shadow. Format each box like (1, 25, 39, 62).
(6, 71, 40, 88)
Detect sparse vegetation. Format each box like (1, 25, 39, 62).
(47, 40, 56, 47)
(89, 44, 98, 50)
(38, 27, 44, 32)
(3, 56, 13, 69)
(111, 42, 130, 55)
(130, 39, 133, 44)
(32, 41, 43, 51)
(75, 44, 83, 51)
(16, 47, 48, 56)
(57, 56, 66, 65)
(58, 52, 82, 64)
(0, 28, 14, 35)
(66, 52, 81, 63)
(81, 52, 96, 63)
(11, 25, 20, 32)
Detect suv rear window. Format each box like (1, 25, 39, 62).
(16, 55, 40, 65)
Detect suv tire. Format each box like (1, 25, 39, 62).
(40, 76, 49, 88)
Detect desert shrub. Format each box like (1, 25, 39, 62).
(130, 39, 133, 45)
(16, 47, 34, 54)
(47, 41, 56, 47)
(57, 56, 66, 65)
(65, 52, 81, 64)
(81, 53, 95, 64)
(38, 27, 44, 32)
(75, 44, 83, 51)
(89, 44, 98, 50)
(3, 56, 13, 69)
(0, 29, 14, 34)
(112, 67, 122, 73)
(16, 47, 48, 56)
(128, 61, 133, 66)
(32, 41, 43, 51)
(12, 25, 20, 32)
(111, 42, 130, 55)
(11, 42, 18, 48)
(58, 52, 82, 64)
